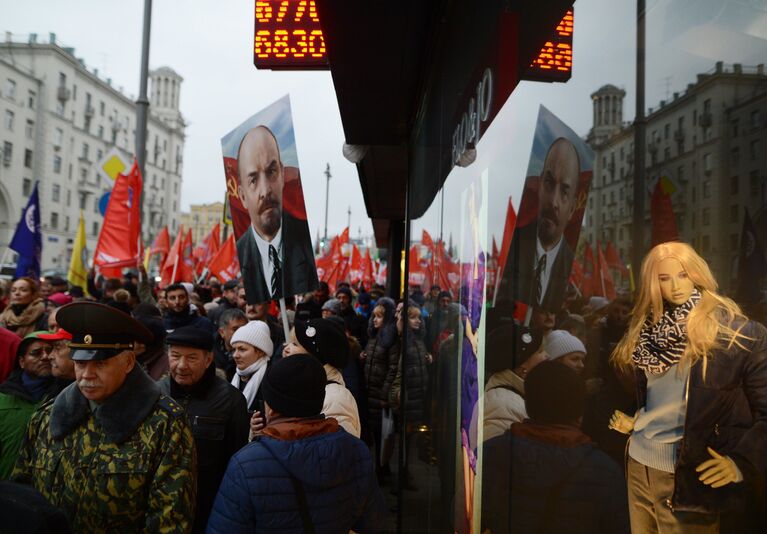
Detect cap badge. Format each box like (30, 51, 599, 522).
(84, 334, 93, 345)
(306, 326, 317, 338)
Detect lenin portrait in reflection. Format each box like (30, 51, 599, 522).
(502, 137, 580, 321)
(235, 126, 317, 305)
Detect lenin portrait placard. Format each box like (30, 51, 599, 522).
(221, 95, 318, 305)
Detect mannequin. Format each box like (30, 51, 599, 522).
(608, 242, 767, 532)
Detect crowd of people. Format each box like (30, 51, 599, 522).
(0, 240, 766, 533)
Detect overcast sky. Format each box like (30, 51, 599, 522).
(6, 0, 766, 248)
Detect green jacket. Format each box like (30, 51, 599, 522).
(0, 371, 51, 479)
(12, 366, 197, 533)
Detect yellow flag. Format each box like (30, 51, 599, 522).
(68, 211, 89, 294)
(143, 246, 151, 271)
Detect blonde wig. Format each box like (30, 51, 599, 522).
(612, 242, 751, 377)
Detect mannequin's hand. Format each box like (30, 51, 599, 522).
(608, 410, 637, 434)
(696, 447, 743, 488)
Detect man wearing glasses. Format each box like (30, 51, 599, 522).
(0, 331, 55, 478)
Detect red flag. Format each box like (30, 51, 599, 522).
(376, 263, 388, 287)
(349, 244, 362, 286)
(496, 197, 518, 289)
(160, 228, 184, 287)
(491, 236, 499, 260)
(605, 240, 628, 276)
(339, 227, 350, 245)
(151, 226, 170, 255)
(360, 248, 374, 289)
(93, 161, 143, 269)
(596, 240, 617, 300)
(180, 228, 195, 281)
(408, 245, 427, 289)
(422, 229, 435, 251)
(207, 233, 240, 282)
(582, 243, 596, 298)
(651, 177, 680, 246)
(193, 223, 221, 276)
(568, 257, 584, 293)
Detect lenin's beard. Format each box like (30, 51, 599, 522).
(256, 195, 282, 237)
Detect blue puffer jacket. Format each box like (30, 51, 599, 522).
(206, 423, 385, 533)
(481, 426, 630, 534)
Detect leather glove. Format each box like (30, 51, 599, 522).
(696, 447, 743, 488)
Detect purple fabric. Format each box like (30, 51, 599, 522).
(460, 251, 485, 457)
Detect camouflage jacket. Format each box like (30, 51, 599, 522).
(12, 365, 197, 533)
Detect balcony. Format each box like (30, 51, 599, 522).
(57, 86, 71, 102)
(84, 104, 95, 118)
(700, 112, 713, 128)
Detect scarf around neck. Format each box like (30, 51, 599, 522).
(632, 288, 701, 374)
(231, 357, 268, 410)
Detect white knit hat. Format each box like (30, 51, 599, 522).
(230, 320, 274, 356)
(545, 330, 587, 361)
(587, 296, 609, 312)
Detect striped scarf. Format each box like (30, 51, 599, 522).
(632, 289, 701, 374)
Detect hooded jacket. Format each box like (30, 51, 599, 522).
(389, 323, 430, 425)
(207, 416, 385, 533)
(323, 364, 361, 437)
(362, 297, 399, 420)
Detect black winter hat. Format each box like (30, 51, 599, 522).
(166, 325, 213, 351)
(295, 318, 349, 369)
(524, 360, 585, 425)
(262, 355, 326, 417)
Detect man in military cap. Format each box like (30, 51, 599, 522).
(12, 302, 197, 533)
(160, 325, 249, 533)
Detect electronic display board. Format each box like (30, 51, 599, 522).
(253, 0, 328, 70)
(523, 9, 573, 82)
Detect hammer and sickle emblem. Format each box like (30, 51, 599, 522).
(84, 334, 93, 345)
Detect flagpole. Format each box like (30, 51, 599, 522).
(278, 297, 290, 342)
(171, 254, 179, 284)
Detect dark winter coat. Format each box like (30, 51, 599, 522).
(481, 423, 629, 534)
(362, 298, 399, 421)
(206, 417, 385, 533)
(340, 306, 367, 346)
(637, 319, 767, 514)
(390, 329, 430, 425)
(159, 364, 249, 533)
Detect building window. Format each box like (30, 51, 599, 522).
(79, 193, 86, 210)
(82, 143, 89, 160)
(92, 222, 98, 236)
(25, 119, 34, 139)
(52, 184, 60, 202)
(750, 140, 759, 160)
(65, 216, 70, 232)
(730, 175, 739, 195)
(4, 79, 16, 99)
(677, 165, 684, 182)
(96, 149, 103, 162)
(750, 171, 760, 195)
(94, 197, 99, 214)
(53, 155, 62, 174)
(27, 90, 36, 109)
(80, 168, 88, 183)
(98, 125, 104, 139)
(4, 110, 14, 131)
(731, 147, 740, 165)
(703, 180, 711, 199)
(22, 178, 32, 196)
(751, 110, 761, 130)
(24, 149, 33, 169)
(731, 205, 739, 223)
(174, 182, 178, 194)
(664, 124, 670, 139)
(51, 212, 58, 230)
(99, 101, 105, 116)
(663, 147, 670, 160)
(702, 208, 711, 226)
(66, 189, 71, 206)
(3, 141, 12, 167)
(53, 128, 63, 147)
(703, 153, 712, 173)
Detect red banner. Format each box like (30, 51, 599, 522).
(194, 223, 221, 276)
(93, 162, 143, 269)
(207, 233, 240, 282)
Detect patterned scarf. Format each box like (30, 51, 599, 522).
(632, 289, 701, 374)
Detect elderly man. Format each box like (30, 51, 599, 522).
(164, 282, 215, 334)
(500, 137, 580, 323)
(38, 328, 76, 392)
(12, 302, 196, 532)
(235, 125, 317, 304)
(160, 326, 249, 533)
(0, 332, 55, 478)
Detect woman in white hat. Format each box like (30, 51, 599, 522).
(230, 320, 274, 414)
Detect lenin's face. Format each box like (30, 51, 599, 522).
(237, 127, 284, 240)
(537, 139, 580, 249)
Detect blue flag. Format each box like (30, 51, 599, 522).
(9, 182, 42, 279)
